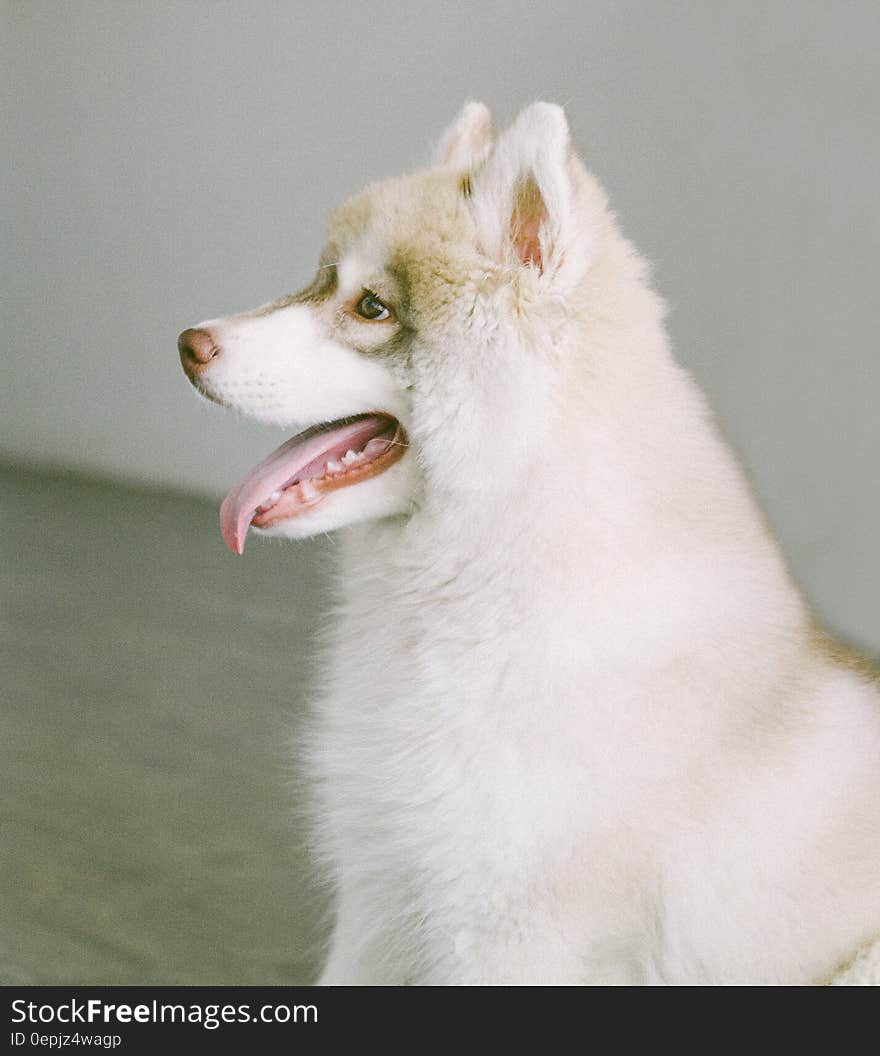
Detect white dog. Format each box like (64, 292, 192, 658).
(179, 102, 880, 985)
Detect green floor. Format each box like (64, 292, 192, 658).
(0, 462, 332, 984)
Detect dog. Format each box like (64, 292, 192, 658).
(179, 102, 880, 984)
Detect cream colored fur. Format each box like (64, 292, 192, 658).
(183, 102, 880, 985)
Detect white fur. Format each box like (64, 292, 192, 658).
(183, 103, 880, 985)
(193, 302, 409, 428)
(434, 100, 494, 169)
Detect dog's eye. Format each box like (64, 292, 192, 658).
(355, 291, 392, 321)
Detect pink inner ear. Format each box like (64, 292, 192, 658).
(517, 217, 543, 269)
(510, 176, 548, 271)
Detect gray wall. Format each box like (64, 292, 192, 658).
(3, 1, 878, 650)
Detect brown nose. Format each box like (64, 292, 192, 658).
(178, 327, 220, 372)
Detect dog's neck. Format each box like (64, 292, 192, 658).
(334, 313, 806, 682)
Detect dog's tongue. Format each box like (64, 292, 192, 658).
(219, 415, 391, 555)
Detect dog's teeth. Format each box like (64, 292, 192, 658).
(269, 490, 282, 502)
(326, 459, 344, 474)
(342, 449, 361, 465)
(299, 480, 319, 501)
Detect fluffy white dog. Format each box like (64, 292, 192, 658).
(179, 102, 880, 985)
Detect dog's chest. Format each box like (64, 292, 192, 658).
(310, 540, 637, 936)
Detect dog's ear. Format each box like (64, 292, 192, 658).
(434, 101, 494, 169)
(471, 103, 590, 282)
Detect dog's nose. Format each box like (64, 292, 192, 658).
(178, 327, 220, 371)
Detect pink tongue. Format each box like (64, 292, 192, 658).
(219, 415, 391, 554)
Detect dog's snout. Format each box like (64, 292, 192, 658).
(178, 327, 220, 373)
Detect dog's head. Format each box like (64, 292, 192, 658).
(179, 102, 613, 552)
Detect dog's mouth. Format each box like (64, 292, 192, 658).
(219, 413, 407, 554)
